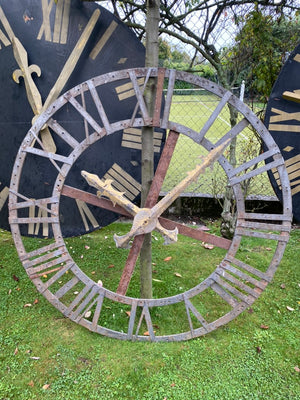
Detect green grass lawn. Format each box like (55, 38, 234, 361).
(0, 221, 299, 399)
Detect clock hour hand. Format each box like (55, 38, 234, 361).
(11, 36, 56, 153)
(81, 170, 140, 217)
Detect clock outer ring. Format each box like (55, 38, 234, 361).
(264, 43, 300, 222)
(9, 68, 292, 342)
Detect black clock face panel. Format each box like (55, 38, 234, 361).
(0, 0, 158, 236)
(264, 43, 300, 222)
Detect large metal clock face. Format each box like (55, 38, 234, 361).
(0, 0, 150, 236)
(264, 43, 300, 222)
(9, 68, 292, 342)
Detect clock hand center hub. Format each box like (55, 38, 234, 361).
(81, 170, 178, 248)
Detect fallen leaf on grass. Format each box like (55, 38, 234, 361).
(33, 299, 39, 305)
(24, 303, 32, 308)
(164, 256, 172, 262)
(28, 380, 34, 387)
(171, 382, 176, 387)
(85, 245, 90, 250)
(294, 366, 300, 373)
(108, 264, 115, 268)
(174, 272, 182, 278)
(143, 330, 156, 336)
(203, 243, 214, 250)
(280, 283, 286, 289)
(125, 311, 131, 317)
(260, 324, 269, 330)
(12, 274, 19, 282)
(42, 384, 50, 390)
(286, 306, 294, 311)
(152, 278, 163, 282)
(14, 347, 18, 355)
(256, 346, 262, 353)
(84, 311, 92, 318)
(30, 357, 40, 360)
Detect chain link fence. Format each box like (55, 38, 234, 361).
(159, 83, 274, 200)
(99, 1, 299, 201)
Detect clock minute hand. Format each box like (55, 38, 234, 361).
(150, 139, 231, 219)
(11, 36, 56, 153)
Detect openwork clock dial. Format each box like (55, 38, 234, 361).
(9, 68, 292, 342)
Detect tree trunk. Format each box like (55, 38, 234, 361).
(140, 0, 160, 298)
(221, 105, 238, 239)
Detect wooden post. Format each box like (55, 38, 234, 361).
(140, 0, 160, 298)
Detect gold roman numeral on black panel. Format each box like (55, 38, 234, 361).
(38, 0, 71, 44)
(0, 6, 14, 50)
(103, 163, 141, 201)
(75, 199, 99, 232)
(89, 20, 118, 60)
(115, 78, 145, 101)
(0, 184, 9, 212)
(121, 128, 163, 153)
(272, 152, 300, 196)
(268, 107, 300, 133)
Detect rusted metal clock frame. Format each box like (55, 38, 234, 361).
(9, 68, 292, 342)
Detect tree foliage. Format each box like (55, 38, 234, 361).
(98, 0, 300, 92)
(224, 8, 300, 102)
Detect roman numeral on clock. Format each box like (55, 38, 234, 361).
(268, 107, 300, 133)
(0, 184, 9, 212)
(21, 241, 71, 281)
(75, 199, 99, 232)
(103, 163, 141, 201)
(272, 153, 300, 196)
(115, 78, 145, 101)
(127, 301, 156, 340)
(0, 6, 14, 49)
(38, 0, 71, 44)
(121, 128, 163, 152)
(89, 20, 118, 60)
(9, 192, 59, 237)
